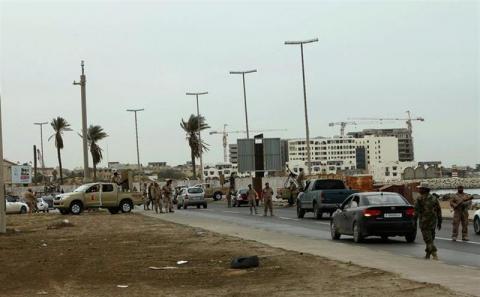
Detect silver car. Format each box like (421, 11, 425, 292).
(177, 187, 207, 209)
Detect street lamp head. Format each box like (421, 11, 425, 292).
(126, 109, 145, 112)
(34, 122, 49, 125)
(229, 69, 257, 75)
(186, 92, 208, 96)
(284, 38, 318, 45)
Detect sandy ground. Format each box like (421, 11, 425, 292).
(0, 212, 468, 297)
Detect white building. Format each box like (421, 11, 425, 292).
(203, 163, 249, 181)
(287, 137, 357, 174)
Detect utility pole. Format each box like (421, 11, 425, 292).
(34, 122, 48, 176)
(126, 109, 144, 171)
(229, 69, 257, 139)
(186, 91, 208, 181)
(73, 60, 90, 181)
(0, 94, 6, 233)
(285, 38, 318, 175)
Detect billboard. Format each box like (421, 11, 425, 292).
(237, 139, 255, 172)
(11, 165, 32, 184)
(263, 138, 282, 171)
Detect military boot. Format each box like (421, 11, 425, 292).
(431, 252, 439, 261)
(425, 252, 431, 260)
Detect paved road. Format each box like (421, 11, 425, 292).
(142, 200, 480, 269)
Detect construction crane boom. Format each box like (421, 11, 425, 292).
(209, 125, 287, 162)
(328, 121, 357, 137)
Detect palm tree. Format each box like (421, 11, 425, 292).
(87, 125, 108, 181)
(180, 114, 210, 178)
(49, 117, 72, 184)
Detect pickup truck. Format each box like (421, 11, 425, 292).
(193, 183, 228, 201)
(53, 183, 143, 215)
(297, 179, 357, 219)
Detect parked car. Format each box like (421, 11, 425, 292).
(177, 187, 207, 209)
(330, 192, 417, 243)
(6, 200, 29, 214)
(36, 198, 49, 213)
(6, 195, 20, 203)
(193, 183, 228, 201)
(53, 183, 143, 215)
(41, 194, 57, 209)
(474, 209, 480, 235)
(233, 188, 260, 207)
(297, 179, 358, 219)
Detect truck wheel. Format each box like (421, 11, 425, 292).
(20, 206, 27, 214)
(119, 200, 133, 213)
(70, 201, 83, 215)
(330, 221, 341, 240)
(314, 203, 323, 220)
(197, 204, 201, 209)
(203, 203, 208, 209)
(108, 207, 120, 214)
(353, 222, 363, 243)
(296, 203, 305, 219)
(213, 192, 222, 201)
(177, 203, 182, 210)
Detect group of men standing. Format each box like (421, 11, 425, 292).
(143, 179, 174, 214)
(415, 183, 474, 260)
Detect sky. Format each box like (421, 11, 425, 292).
(0, 0, 478, 169)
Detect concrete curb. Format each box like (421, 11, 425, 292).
(140, 211, 480, 297)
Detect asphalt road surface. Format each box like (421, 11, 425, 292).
(150, 200, 480, 269)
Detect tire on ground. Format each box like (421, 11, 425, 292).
(230, 256, 259, 269)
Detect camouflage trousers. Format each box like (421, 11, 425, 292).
(264, 198, 273, 216)
(154, 197, 164, 214)
(452, 210, 469, 239)
(420, 224, 437, 254)
(164, 196, 173, 212)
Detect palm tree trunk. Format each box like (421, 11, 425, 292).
(93, 162, 97, 181)
(57, 147, 63, 184)
(191, 149, 196, 179)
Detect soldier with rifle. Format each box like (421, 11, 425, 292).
(450, 185, 474, 241)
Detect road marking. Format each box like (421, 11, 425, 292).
(436, 237, 480, 245)
(460, 265, 478, 270)
(223, 211, 241, 214)
(313, 221, 330, 225)
(279, 217, 300, 221)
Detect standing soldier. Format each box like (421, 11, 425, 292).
(262, 182, 274, 216)
(226, 173, 236, 208)
(414, 182, 442, 260)
(247, 184, 258, 215)
(450, 186, 473, 241)
(152, 182, 164, 214)
(142, 183, 150, 210)
(163, 179, 174, 213)
(111, 171, 121, 185)
(296, 168, 305, 191)
(23, 189, 36, 214)
(288, 181, 297, 207)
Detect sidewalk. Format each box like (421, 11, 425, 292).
(144, 211, 480, 297)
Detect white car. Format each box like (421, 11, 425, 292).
(6, 200, 29, 214)
(177, 187, 207, 209)
(474, 209, 480, 235)
(36, 198, 49, 213)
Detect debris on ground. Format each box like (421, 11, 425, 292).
(149, 266, 178, 270)
(47, 219, 74, 230)
(230, 256, 260, 269)
(176, 260, 188, 265)
(116, 285, 128, 288)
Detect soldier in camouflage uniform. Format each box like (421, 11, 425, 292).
(162, 179, 174, 213)
(152, 182, 164, 214)
(450, 186, 472, 241)
(414, 182, 442, 260)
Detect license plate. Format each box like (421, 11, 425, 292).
(384, 213, 402, 218)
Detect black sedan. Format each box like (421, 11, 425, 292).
(330, 192, 417, 243)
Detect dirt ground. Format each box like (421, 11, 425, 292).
(0, 212, 467, 297)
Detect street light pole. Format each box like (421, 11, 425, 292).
(73, 60, 90, 182)
(126, 109, 144, 171)
(34, 122, 48, 173)
(186, 91, 208, 181)
(0, 95, 6, 233)
(229, 69, 257, 139)
(285, 38, 318, 175)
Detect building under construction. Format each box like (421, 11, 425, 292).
(348, 128, 414, 162)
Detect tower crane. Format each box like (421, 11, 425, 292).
(328, 121, 357, 137)
(349, 110, 424, 139)
(209, 125, 287, 162)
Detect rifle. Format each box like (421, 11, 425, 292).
(451, 195, 474, 210)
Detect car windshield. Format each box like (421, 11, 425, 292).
(188, 188, 203, 194)
(238, 189, 248, 194)
(362, 194, 407, 206)
(313, 179, 346, 190)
